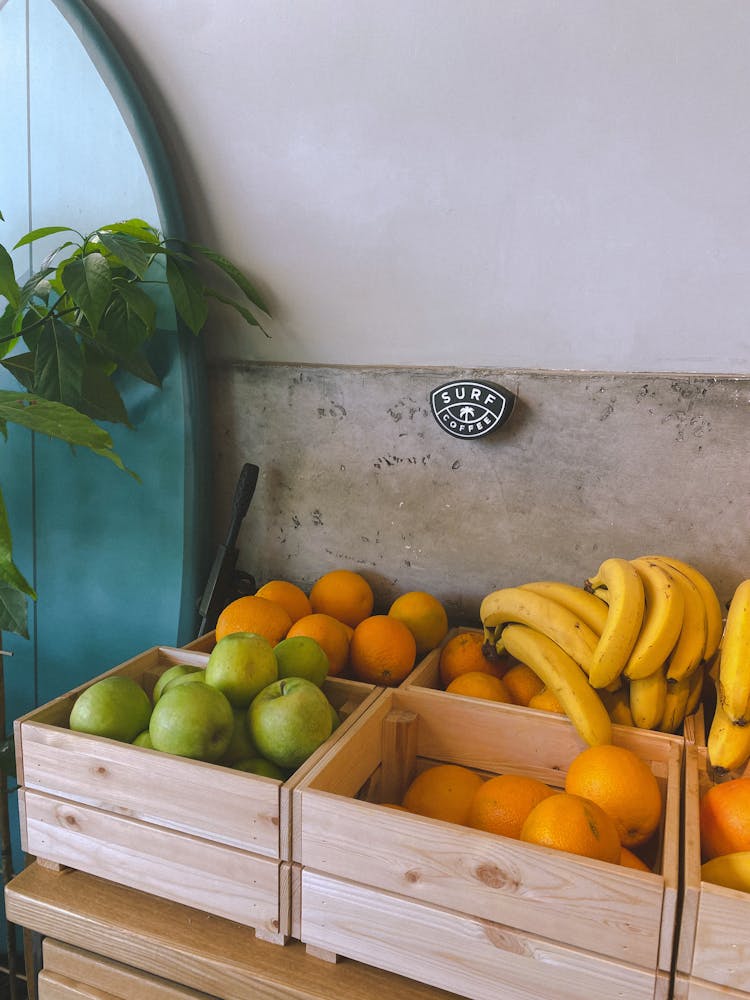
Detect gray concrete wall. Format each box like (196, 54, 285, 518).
(207, 363, 747, 626)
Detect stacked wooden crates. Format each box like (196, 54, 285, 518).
(291, 682, 683, 1000)
(14, 644, 381, 944)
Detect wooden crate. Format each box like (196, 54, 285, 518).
(675, 744, 750, 997)
(15, 645, 381, 945)
(292, 685, 683, 1000)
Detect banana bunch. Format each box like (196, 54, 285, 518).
(708, 579, 750, 774)
(480, 554, 723, 743)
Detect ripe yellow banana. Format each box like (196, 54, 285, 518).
(717, 579, 750, 724)
(500, 623, 612, 746)
(519, 581, 609, 635)
(708, 693, 750, 774)
(685, 663, 706, 718)
(623, 558, 684, 680)
(701, 852, 750, 893)
(659, 675, 692, 734)
(599, 685, 635, 727)
(646, 557, 707, 683)
(479, 587, 598, 675)
(584, 557, 645, 689)
(629, 667, 668, 730)
(645, 554, 724, 661)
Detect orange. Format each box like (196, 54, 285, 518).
(503, 663, 545, 707)
(699, 777, 750, 861)
(286, 613, 350, 677)
(445, 671, 513, 703)
(520, 792, 621, 863)
(215, 595, 292, 645)
(309, 569, 374, 628)
(564, 744, 662, 848)
(349, 615, 417, 686)
(402, 764, 484, 825)
(620, 846, 651, 872)
(528, 687, 565, 715)
(388, 591, 449, 657)
(439, 631, 510, 688)
(255, 580, 312, 624)
(466, 774, 556, 839)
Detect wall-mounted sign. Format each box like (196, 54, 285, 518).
(430, 379, 516, 439)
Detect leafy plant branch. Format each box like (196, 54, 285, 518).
(0, 212, 268, 638)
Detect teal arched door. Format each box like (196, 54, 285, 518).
(0, 0, 211, 938)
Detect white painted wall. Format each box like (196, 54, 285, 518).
(87, 1, 750, 372)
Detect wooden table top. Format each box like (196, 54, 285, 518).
(6, 863, 459, 1000)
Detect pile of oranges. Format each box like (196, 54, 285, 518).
(437, 629, 566, 713)
(395, 743, 663, 871)
(213, 569, 449, 686)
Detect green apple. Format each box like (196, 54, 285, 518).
(163, 671, 207, 693)
(221, 708, 257, 765)
(248, 677, 333, 771)
(149, 682, 234, 762)
(233, 756, 286, 779)
(204, 632, 278, 709)
(69, 675, 152, 743)
(153, 664, 203, 703)
(328, 701, 342, 732)
(273, 635, 329, 687)
(133, 730, 153, 748)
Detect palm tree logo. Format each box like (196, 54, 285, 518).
(458, 405, 476, 421)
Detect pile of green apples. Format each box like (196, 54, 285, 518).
(67, 634, 340, 778)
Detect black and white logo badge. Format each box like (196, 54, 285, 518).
(430, 379, 515, 439)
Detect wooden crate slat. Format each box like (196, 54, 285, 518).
(21, 789, 282, 933)
(298, 789, 663, 968)
(300, 869, 658, 1000)
(18, 721, 281, 855)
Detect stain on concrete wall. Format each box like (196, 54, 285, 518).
(207, 364, 748, 625)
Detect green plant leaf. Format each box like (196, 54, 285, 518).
(34, 316, 84, 406)
(96, 232, 151, 279)
(19, 268, 55, 308)
(0, 304, 20, 359)
(0, 487, 35, 599)
(61, 252, 112, 332)
(191, 244, 271, 315)
(14, 225, 79, 249)
(113, 278, 157, 331)
(205, 288, 269, 336)
(0, 581, 29, 639)
(166, 255, 208, 334)
(79, 361, 131, 426)
(1, 352, 34, 391)
(100, 219, 160, 243)
(0, 243, 20, 309)
(0, 390, 129, 471)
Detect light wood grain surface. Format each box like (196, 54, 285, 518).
(6, 863, 459, 1000)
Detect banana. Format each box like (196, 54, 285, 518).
(644, 554, 724, 661)
(701, 852, 750, 893)
(479, 587, 598, 675)
(519, 581, 609, 635)
(623, 558, 684, 680)
(584, 557, 645, 689)
(500, 623, 612, 746)
(685, 662, 706, 718)
(600, 685, 635, 727)
(717, 579, 750, 724)
(659, 675, 692, 733)
(646, 557, 707, 683)
(629, 667, 668, 730)
(708, 690, 750, 773)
